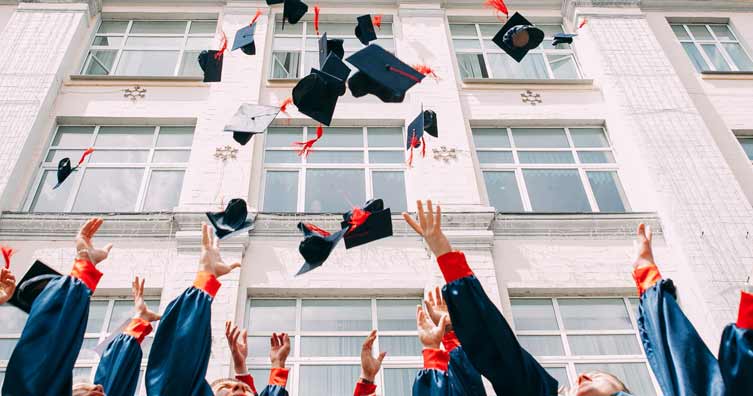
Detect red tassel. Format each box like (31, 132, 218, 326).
(294, 125, 324, 157)
(1, 247, 12, 269)
(372, 15, 383, 30)
(484, 0, 509, 20)
(387, 66, 421, 82)
(314, 5, 321, 35)
(280, 97, 294, 114)
(421, 136, 426, 158)
(77, 147, 94, 166)
(305, 223, 331, 237)
(251, 9, 263, 25)
(346, 208, 371, 234)
(407, 133, 419, 167)
(413, 64, 439, 80)
(578, 18, 588, 29)
(214, 31, 228, 60)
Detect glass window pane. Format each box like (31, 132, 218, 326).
(512, 128, 569, 148)
(558, 298, 632, 330)
(72, 168, 144, 212)
(130, 21, 187, 34)
(453, 38, 482, 51)
(576, 363, 656, 396)
(0, 306, 27, 333)
(77, 338, 99, 360)
(30, 170, 74, 212)
(301, 299, 371, 331)
(473, 128, 510, 148)
(141, 337, 154, 358)
(125, 36, 184, 48)
(702, 44, 731, 71)
(92, 37, 120, 47)
(739, 138, 753, 160)
(587, 171, 627, 212)
(369, 151, 404, 163)
(185, 37, 212, 50)
(307, 151, 364, 163)
(265, 151, 300, 163)
(116, 50, 180, 76)
(316, 128, 363, 147)
(449, 24, 478, 36)
(723, 43, 753, 71)
(518, 151, 575, 164)
(95, 126, 154, 147)
(682, 42, 709, 72)
(477, 151, 514, 163)
(688, 25, 713, 40)
(97, 21, 129, 34)
(570, 128, 609, 147)
(379, 336, 422, 356)
(548, 55, 579, 79)
(372, 171, 407, 213)
(488, 53, 549, 79)
(377, 299, 421, 331)
(84, 50, 117, 75)
(368, 128, 403, 147)
(90, 150, 150, 163)
(545, 367, 570, 387)
(45, 149, 83, 164)
(568, 334, 642, 355)
(307, 22, 353, 36)
(383, 368, 416, 396)
(271, 52, 300, 79)
(267, 128, 302, 147)
(578, 151, 615, 163)
(247, 336, 296, 358)
(510, 299, 558, 330)
(248, 300, 297, 332)
(457, 53, 488, 79)
(305, 169, 365, 213)
(53, 126, 95, 146)
(152, 150, 190, 162)
(671, 25, 690, 40)
(518, 335, 564, 356)
(72, 367, 92, 384)
(483, 171, 524, 212)
(108, 300, 134, 332)
(87, 301, 110, 333)
(157, 127, 194, 146)
(711, 25, 736, 40)
(523, 169, 591, 212)
(189, 21, 217, 35)
(143, 170, 185, 211)
(300, 336, 362, 357)
(263, 171, 298, 212)
(478, 24, 501, 37)
(0, 339, 18, 360)
(629, 297, 640, 318)
(274, 20, 302, 34)
(299, 366, 360, 396)
(179, 50, 203, 76)
(538, 25, 562, 37)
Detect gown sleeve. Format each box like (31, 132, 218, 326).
(633, 263, 725, 396)
(412, 348, 451, 396)
(717, 290, 753, 395)
(1, 259, 102, 396)
(258, 368, 290, 396)
(236, 373, 258, 395)
(144, 271, 219, 396)
(443, 332, 487, 396)
(353, 380, 377, 396)
(93, 318, 153, 396)
(438, 251, 558, 396)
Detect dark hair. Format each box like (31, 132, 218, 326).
(599, 371, 631, 393)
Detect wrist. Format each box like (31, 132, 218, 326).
(234, 362, 247, 374)
(271, 359, 286, 369)
(360, 370, 376, 383)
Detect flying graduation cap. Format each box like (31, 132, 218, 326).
(8, 260, 62, 313)
(292, 54, 349, 126)
(54, 148, 94, 189)
(198, 50, 223, 82)
(232, 20, 258, 55)
(406, 106, 438, 166)
(346, 44, 425, 103)
(355, 14, 377, 46)
(224, 104, 281, 145)
(280, 0, 308, 30)
(296, 222, 347, 276)
(318, 32, 345, 68)
(552, 32, 577, 47)
(340, 199, 393, 249)
(206, 198, 255, 240)
(492, 12, 545, 63)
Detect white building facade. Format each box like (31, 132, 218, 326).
(1, 0, 753, 394)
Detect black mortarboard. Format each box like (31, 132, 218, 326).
(406, 106, 438, 150)
(206, 198, 254, 239)
(293, 70, 341, 125)
(346, 45, 424, 103)
(266, 0, 284, 3)
(321, 53, 351, 86)
(355, 14, 377, 46)
(224, 104, 281, 145)
(296, 222, 347, 276)
(318, 33, 345, 68)
(55, 158, 74, 189)
(282, 0, 308, 29)
(424, 109, 438, 137)
(232, 23, 257, 55)
(198, 50, 223, 82)
(552, 33, 577, 46)
(492, 12, 545, 63)
(340, 199, 393, 249)
(8, 260, 62, 313)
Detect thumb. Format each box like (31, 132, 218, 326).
(103, 243, 114, 254)
(230, 262, 242, 271)
(438, 314, 450, 331)
(377, 351, 387, 364)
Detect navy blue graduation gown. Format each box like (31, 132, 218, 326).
(258, 368, 290, 396)
(93, 318, 153, 396)
(413, 349, 452, 396)
(2, 259, 102, 396)
(444, 332, 487, 396)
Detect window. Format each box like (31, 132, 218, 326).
(245, 298, 421, 396)
(737, 135, 753, 162)
(270, 16, 395, 79)
(474, 127, 628, 213)
(28, 125, 194, 212)
(262, 127, 407, 213)
(671, 23, 753, 72)
(449, 23, 580, 80)
(0, 297, 159, 395)
(81, 20, 217, 77)
(511, 297, 658, 395)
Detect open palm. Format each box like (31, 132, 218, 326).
(425, 286, 451, 330)
(200, 222, 241, 278)
(0, 268, 16, 305)
(417, 305, 449, 349)
(633, 224, 655, 269)
(132, 276, 161, 322)
(76, 218, 113, 265)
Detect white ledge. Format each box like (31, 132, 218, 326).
(701, 71, 753, 81)
(462, 78, 594, 89)
(68, 75, 205, 86)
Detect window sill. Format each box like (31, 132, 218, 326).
(701, 71, 753, 80)
(267, 78, 300, 87)
(462, 78, 594, 89)
(67, 75, 206, 87)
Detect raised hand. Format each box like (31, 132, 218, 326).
(0, 268, 16, 305)
(633, 223, 655, 269)
(225, 321, 249, 374)
(402, 200, 452, 258)
(200, 222, 241, 278)
(417, 305, 449, 349)
(132, 276, 161, 322)
(269, 333, 291, 369)
(360, 330, 386, 382)
(76, 217, 113, 265)
(72, 384, 105, 396)
(424, 286, 452, 331)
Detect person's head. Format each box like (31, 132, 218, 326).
(561, 371, 630, 396)
(211, 378, 254, 396)
(72, 383, 105, 396)
(511, 28, 530, 48)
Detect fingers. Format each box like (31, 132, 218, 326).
(231, 326, 240, 345)
(416, 305, 430, 329)
(282, 333, 290, 346)
(271, 333, 279, 348)
(79, 217, 96, 237)
(435, 204, 442, 229)
(225, 321, 232, 339)
(140, 278, 145, 295)
(438, 314, 450, 332)
(402, 212, 423, 235)
(426, 200, 434, 230)
(637, 223, 646, 241)
(435, 286, 443, 306)
(201, 222, 210, 248)
(103, 243, 113, 254)
(427, 289, 436, 307)
(240, 329, 248, 346)
(377, 351, 387, 363)
(213, 233, 220, 249)
(417, 200, 427, 232)
(230, 262, 242, 271)
(646, 225, 653, 242)
(363, 329, 377, 350)
(90, 217, 103, 236)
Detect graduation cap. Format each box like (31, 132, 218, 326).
(346, 44, 425, 103)
(281, 0, 308, 29)
(232, 23, 257, 55)
(355, 14, 377, 46)
(8, 260, 62, 313)
(318, 32, 345, 68)
(224, 104, 281, 145)
(54, 148, 94, 189)
(296, 222, 347, 276)
(266, 0, 284, 3)
(491, 12, 545, 63)
(340, 199, 393, 249)
(322, 53, 351, 88)
(552, 32, 577, 47)
(206, 198, 254, 239)
(405, 107, 438, 165)
(292, 69, 342, 126)
(198, 50, 223, 82)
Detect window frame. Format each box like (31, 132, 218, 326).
(671, 23, 753, 72)
(25, 124, 193, 213)
(474, 126, 629, 213)
(261, 126, 407, 213)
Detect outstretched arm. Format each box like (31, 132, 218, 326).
(412, 305, 452, 396)
(226, 321, 259, 395)
(354, 330, 386, 396)
(403, 200, 557, 396)
(718, 281, 753, 395)
(259, 333, 292, 396)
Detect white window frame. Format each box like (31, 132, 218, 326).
(245, 297, 422, 396)
(474, 126, 629, 213)
(735, 133, 753, 164)
(25, 125, 193, 213)
(671, 23, 753, 72)
(449, 22, 581, 80)
(81, 19, 216, 77)
(261, 126, 407, 213)
(510, 296, 661, 393)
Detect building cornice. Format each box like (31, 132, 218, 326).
(494, 212, 662, 239)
